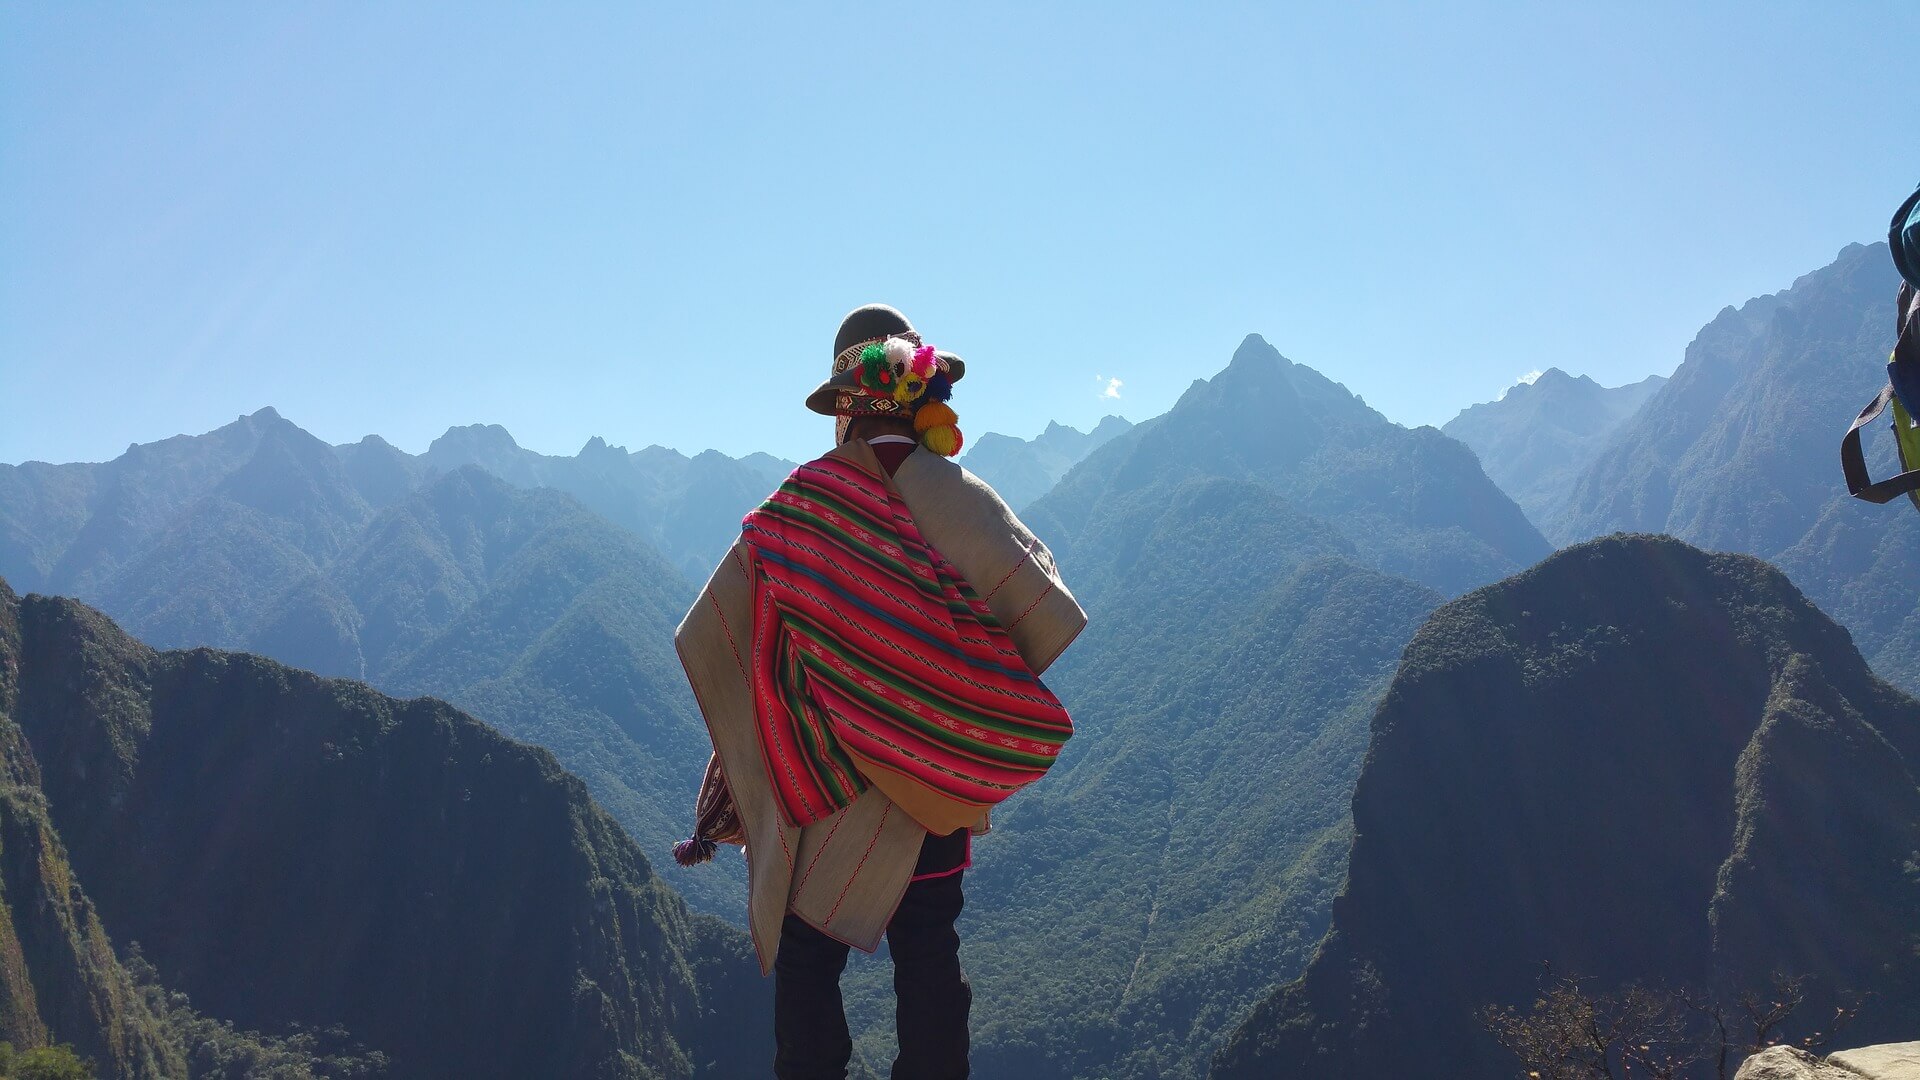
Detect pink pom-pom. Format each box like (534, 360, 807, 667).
(912, 344, 938, 377)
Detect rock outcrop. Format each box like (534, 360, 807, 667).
(1737, 1042, 1920, 1080)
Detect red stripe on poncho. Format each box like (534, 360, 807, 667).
(741, 450, 1072, 833)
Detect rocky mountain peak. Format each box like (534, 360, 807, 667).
(427, 423, 522, 458)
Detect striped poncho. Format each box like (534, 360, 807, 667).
(741, 451, 1073, 836)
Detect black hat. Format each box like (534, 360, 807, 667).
(804, 304, 966, 417)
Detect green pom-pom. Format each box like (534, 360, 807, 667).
(857, 344, 891, 391)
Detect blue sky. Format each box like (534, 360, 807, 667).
(4, 3, 1917, 465)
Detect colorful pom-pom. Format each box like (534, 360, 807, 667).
(920, 424, 963, 457)
(884, 337, 915, 368)
(858, 343, 890, 392)
(911, 344, 938, 377)
(924, 373, 952, 402)
(914, 401, 957, 432)
(914, 401, 963, 454)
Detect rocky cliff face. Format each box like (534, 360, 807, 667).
(1215, 536, 1920, 1080)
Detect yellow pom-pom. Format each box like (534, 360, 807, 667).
(913, 401, 958, 433)
(920, 424, 963, 457)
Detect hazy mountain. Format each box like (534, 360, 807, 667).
(959, 415, 1133, 511)
(1027, 334, 1550, 598)
(0, 414, 747, 916)
(1214, 536, 1920, 1079)
(1442, 368, 1667, 534)
(0, 408, 793, 628)
(2, 578, 770, 1078)
(333, 434, 433, 510)
(0, 408, 376, 652)
(1550, 243, 1920, 693)
(418, 424, 792, 582)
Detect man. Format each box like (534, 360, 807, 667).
(673, 304, 1086, 1079)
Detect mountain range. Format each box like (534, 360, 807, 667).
(1443, 368, 1668, 533)
(957, 416, 1134, 512)
(412, 424, 793, 584)
(6, 239, 1918, 1079)
(0, 333, 1554, 1079)
(1213, 535, 1920, 1079)
(0, 577, 769, 1078)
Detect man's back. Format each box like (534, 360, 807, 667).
(672, 305, 1084, 1080)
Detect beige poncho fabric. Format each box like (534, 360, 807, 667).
(675, 442, 1086, 972)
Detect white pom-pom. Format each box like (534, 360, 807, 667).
(883, 337, 914, 369)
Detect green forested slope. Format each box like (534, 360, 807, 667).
(2, 578, 769, 1079)
(0, 723, 178, 1078)
(1214, 536, 1920, 1079)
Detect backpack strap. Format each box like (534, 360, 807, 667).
(1845, 283, 1920, 504)
(1842, 383, 1920, 503)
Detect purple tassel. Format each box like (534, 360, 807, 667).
(673, 836, 717, 867)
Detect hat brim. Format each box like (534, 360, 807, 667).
(805, 352, 965, 416)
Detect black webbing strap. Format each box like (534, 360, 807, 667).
(1842, 382, 1920, 503)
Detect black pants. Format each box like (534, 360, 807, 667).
(773, 845, 970, 1079)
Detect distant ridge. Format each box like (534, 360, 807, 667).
(417, 423, 792, 582)
(959, 415, 1133, 511)
(1443, 368, 1667, 535)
